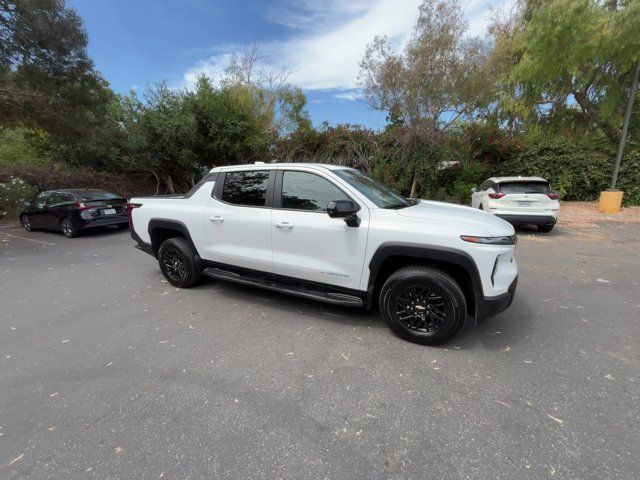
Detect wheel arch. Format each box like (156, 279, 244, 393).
(148, 219, 198, 258)
(367, 243, 482, 318)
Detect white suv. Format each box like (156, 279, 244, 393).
(471, 176, 559, 232)
(129, 163, 518, 345)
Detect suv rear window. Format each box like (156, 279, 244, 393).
(498, 182, 550, 194)
(221, 170, 269, 206)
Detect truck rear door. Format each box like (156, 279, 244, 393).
(202, 169, 274, 273)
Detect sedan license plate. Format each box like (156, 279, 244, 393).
(103, 208, 117, 215)
(518, 201, 532, 207)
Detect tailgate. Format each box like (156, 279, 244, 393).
(499, 193, 552, 212)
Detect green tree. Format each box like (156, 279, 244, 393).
(359, 0, 491, 196)
(111, 84, 199, 194)
(184, 75, 268, 166)
(491, 0, 640, 142)
(0, 0, 112, 139)
(221, 44, 312, 137)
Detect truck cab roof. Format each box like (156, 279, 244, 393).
(209, 163, 349, 173)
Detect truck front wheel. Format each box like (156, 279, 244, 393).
(158, 237, 201, 288)
(379, 266, 467, 345)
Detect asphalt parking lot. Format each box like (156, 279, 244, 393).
(1, 218, 639, 479)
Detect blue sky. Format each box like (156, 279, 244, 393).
(68, 0, 513, 130)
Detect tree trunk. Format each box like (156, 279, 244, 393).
(164, 175, 175, 194)
(409, 169, 419, 198)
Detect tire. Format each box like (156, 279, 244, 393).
(538, 224, 554, 233)
(61, 218, 78, 238)
(117, 223, 129, 230)
(21, 214, 33, 232)
(379, 266, 467, 346)
(158, 237, 201, 288)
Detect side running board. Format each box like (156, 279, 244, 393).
(202, 267, 363, 307)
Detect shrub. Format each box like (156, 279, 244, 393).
(0, 177, 38, 220)
(0, 164, 157, 199)
(491, 138, 640, 205)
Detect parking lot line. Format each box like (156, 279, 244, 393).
(0, 231, 57, 245)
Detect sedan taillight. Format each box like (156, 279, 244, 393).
(488, 193, 505, 199)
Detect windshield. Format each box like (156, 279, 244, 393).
(334, 168, 414, 208)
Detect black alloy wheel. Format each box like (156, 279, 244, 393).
(161, 246, 187, 283)
(157, 237, 201, 288)
(394, 285, 449, 335)
(379, 266, 466, 345)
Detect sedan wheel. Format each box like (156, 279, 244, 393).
(61, 218, 77, 238)
(21, 215, 33, 232)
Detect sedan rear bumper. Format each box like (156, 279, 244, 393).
(79, 215, 129, 229)
(495, 214, 556, 226)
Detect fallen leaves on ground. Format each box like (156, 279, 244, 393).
(8, 453, 24, 466)
(547, 414, 565, 425)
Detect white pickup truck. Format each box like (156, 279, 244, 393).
(129, 163, 518, 345)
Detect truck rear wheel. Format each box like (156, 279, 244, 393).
(158, 237, 201, 288)
(379, 266, 466, 345)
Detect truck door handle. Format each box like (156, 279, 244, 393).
(275, 222, 294, 229)
(209, 216, 224, 223)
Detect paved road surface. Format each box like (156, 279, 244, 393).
(1, 221, 639, 479)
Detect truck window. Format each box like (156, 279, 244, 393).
(281, 171, 349, 211)
(221, 170, 269, 206)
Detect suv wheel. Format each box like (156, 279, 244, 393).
(379, 266, 467, 345)
(61, 218, 77, 238)
(158, 237, 201, 288)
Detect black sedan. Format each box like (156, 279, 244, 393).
(20, 189, 129, 238)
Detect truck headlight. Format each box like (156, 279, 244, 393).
(460, 235, 517, 245)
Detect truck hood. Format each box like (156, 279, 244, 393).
(396, 200, 515, 236)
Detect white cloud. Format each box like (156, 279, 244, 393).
(464, 0, 518, 37)
(183, 52, 235, 88)
(333, 90, 364, 101)
(183, 0, 516, 92)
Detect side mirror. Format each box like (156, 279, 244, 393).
(327, 199, 360, 227)
(470, 187, 477, 193)
(23, 200, 31, 207)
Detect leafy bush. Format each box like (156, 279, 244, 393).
(0, 177, 38, 220)
(491, 138, 640, 205)
(0, 164, 157, 199)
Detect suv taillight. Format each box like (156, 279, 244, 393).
(74, 202, 89, 211)
(127, 202, 141, 228)
(547, 192, 559, 200)
(488, 193, 505, 199)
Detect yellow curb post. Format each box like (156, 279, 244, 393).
(597, 190, 623, 214)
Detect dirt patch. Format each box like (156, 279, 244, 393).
(560, 201, 640, 227)
(517, 201, 640, 243)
